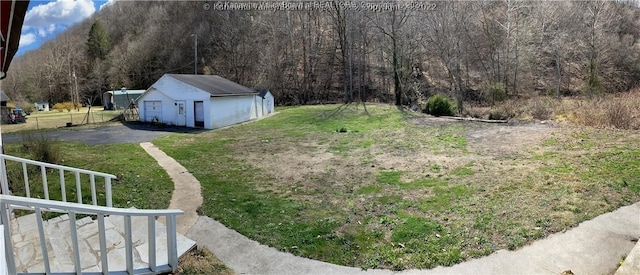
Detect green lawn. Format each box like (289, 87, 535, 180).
(4, 141, 174, 210)
(150, 104, 640, 270)
(6, 103, 636, 271)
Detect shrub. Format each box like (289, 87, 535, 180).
(21, 133, 62, 164)
(585, 61, 602, 97)
(488, 101, 517, 121)
(53, 103, 65, 112)
(424, 94, 455, 116)
(50, 101, 80, 112)
(570, 93, 639, 130)
(488, 109, 509, 120)
(605, 101, 634, 129)
(463, 105, 490, 119)
(485, 82, 508, 105)
(64, 102, 74, 112)
(529, 99, 553, 120)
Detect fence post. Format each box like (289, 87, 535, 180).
(36, 117, 39, 130)
(0, 155, 8, 195)
(1, 201, 17, 275)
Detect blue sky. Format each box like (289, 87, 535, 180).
(18, 0, 116, 55)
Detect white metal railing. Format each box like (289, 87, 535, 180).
(0, 154, 117, 207)
(1, 195, 183, 274)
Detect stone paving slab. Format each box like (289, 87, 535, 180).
(7, 213, 195, 273)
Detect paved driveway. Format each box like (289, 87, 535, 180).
(1, 123, 205, 146)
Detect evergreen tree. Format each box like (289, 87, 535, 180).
(86, 21, 110, 60)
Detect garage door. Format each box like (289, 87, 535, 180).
(144, 101, 162, 122)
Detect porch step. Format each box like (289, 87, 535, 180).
(8, 213, 196, 273)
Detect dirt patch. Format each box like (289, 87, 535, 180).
(239, 139, 375, 199)
(373, 152, 471, 180)
(409, 116, 557, 158)
(466, 121, 556, 157)
(267, 150, 336, 184)
(244, 117, 559, 189)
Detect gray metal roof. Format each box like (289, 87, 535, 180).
(166, 74, 256, 97)
(0, 90, 10, 102)
(257, 88, 271, 98)
(104, 90, 146, 96)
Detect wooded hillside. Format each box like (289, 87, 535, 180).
(3, 0, 640, 108)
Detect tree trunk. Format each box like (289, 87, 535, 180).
(392, 37, 402, 106)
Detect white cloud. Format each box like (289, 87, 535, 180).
(37, 24, 57, 37)
(99, 0, 117, 10)
(24, 0, 96, 37)
(20, 33, 37, 47)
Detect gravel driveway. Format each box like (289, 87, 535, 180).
(1, 123, 205, 146)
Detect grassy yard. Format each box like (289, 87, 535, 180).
(151, 104, 640, 270)
(3, 140, 174, 210)
(1, 107, 121, 133)
(6, 103, 633, 271)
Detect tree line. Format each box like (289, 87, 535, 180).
(3, 0, 640, 109)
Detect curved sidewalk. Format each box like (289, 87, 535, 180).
(142, 141, 640, 275)
(140, 142, 202, 234)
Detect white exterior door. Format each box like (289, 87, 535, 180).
(176, 101, 186, 126)
(257, 97, 264, 118)
(144, 101, 162, 122)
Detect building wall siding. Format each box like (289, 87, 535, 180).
(209, 95, 257, 129)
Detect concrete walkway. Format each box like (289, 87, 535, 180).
(143, 142, 640, 275)
(187, 205, 639, 275)
(140, 142, 202, 235)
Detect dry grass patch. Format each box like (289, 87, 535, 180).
(464, 91, 640, 129)
(176, 246, 234, 275)
(568, 93, 640, 130)
(484, 91, 640, 129)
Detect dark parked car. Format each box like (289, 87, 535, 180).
(10, 108, 27, 123)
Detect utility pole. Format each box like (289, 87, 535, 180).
(191, 34, 198, 75)
(73, 69, 79, 110)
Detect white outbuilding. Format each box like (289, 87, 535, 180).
(34, 100, 49, 111)
(137, 74, 274, 129)
(256, 88, 275, 118)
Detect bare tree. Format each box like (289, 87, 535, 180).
(373, 8, 415, 106)
(6, 0, 640, 108)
